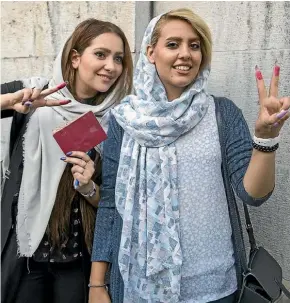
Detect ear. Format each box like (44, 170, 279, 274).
(146, 45, 155, 64)
(71, 49, 81, 69)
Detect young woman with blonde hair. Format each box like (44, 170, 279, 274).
(89, 8, 289, 303)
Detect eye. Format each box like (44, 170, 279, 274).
(166, 41, 178, 49)
(114, 56, 124, 64)
(190, 43, 200, 49)
(95, 51, 106, 59)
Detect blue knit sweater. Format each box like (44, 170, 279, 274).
(92, 97, 272, 303)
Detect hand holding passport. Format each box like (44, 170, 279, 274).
(53, 111, 107, 154)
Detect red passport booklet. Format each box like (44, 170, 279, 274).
(53, 111, 107, 154)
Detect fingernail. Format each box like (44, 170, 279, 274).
(66, 151, 73, 156)
(56, 81, 68, 90)
(255, 70, 263, 80)
(59, 100, 71, 105)
(276, 109, 288, 119)
(273, 122, 279, 127)
(60, 156, 66, 160)
(74, 179, 79, 189)
(22, 99, 32, 105)
(274, 65, 280, 77)
(24, 101, 32, 107)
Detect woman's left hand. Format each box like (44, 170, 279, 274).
(254, 64, 290, 138)
(61, 151, 95, 193)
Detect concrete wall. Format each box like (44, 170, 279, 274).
(1, 1, 136, 81)
(154, 1, 290, 281)
(1, 0, 290, 282)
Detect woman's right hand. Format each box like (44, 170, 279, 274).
(89, 287, 111, 303)
(4, 82, 71, 114)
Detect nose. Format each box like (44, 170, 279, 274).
(104, 57, 115, 72)
(179, 45, 191, 60)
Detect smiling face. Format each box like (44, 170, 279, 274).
(147, 19, 202, 101)
(71, 32, 124, 100)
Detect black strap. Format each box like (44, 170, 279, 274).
(242, 204, 257, 253)
(275, 279, 290, 299)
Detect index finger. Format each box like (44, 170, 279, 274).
(255, 65, 267, 103)
(66, 151, 92, 162)
(45, 99, 71, 107)
(269, 64, 280, 98)
(40, 81, 68, 98)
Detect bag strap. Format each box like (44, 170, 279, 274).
(214, 97, 290, 299)
(242, 203, 257, 254)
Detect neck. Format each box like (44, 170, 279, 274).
(166, 89, 184, 102)
(75, 90, 97, 101)
(164, 85, 185, 102)
(74, 80, 98, 101)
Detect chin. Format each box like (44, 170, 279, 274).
(174, 81, 192, 88)
(95, 85, 112, 93)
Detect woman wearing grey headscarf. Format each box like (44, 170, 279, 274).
(1, 18, 133, 303)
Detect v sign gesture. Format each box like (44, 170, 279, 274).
(254, 64, 290, 139)
(243, 63, 289, 199)
(1, 81, 71, 114)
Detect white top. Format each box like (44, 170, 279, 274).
(176, 99, 237, 302)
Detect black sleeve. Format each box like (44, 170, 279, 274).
(1, 81, 24, 118)
(1, 81, 29, 157)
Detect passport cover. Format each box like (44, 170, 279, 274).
(53, 111, 107, 154)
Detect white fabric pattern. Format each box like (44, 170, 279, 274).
(17, 46, 121, 257)
(113, 14, 213, 302)
(176, 99, 237, 302)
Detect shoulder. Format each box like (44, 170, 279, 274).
(107, 112, 124, 142)
(212, 96, 241, 113)
(212, 95, 245, 125)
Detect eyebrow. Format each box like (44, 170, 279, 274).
(93, 47, 124, 55)
(165, 36, 200, 42)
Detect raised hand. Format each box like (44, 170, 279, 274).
(8, 82, 71, 114)
(254, 64, 290, 138)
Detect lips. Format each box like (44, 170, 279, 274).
(173, 65, 192, 71)
(97, 74, 113, 81)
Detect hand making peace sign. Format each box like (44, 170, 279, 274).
(254, 64, 290, 138)
(9, 81, 71, 114)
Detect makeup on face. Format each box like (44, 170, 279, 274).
(148, 19, 202, 100)
(73, 33, 124, 99)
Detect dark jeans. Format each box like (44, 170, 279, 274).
(13, 258, 89, 303)
(209, 291, 237, 303)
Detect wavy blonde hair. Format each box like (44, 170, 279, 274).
(150, 8, 212, 71)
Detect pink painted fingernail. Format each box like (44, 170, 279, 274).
(274, 65, 280, 77)
(273, 122, 279, 127)
(59, 100, 71, 105)
(255, 65, 263, 80)
(56, 81, 68, 90)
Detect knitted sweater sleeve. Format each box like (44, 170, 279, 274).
(222, 98, 273, 206)
(91, 114, 123, 262)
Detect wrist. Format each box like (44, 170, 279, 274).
(77, 180, 96, 197)
(1, 93, 14, 110)
(254, 128, 280, 139)
(253, 134, 280, 147)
